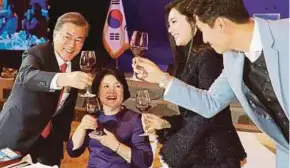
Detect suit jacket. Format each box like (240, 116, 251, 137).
(164, 18, 289, 168)
(0, 42, 78, 154)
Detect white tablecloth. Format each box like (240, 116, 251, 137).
(238, 131, 275, 168)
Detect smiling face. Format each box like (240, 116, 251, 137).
(168, 8, 193, 46)
(53, 23, 86, 61)
(98, 75, 124, 110)
(195, 16, 231, 54)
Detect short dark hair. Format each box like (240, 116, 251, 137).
(185, 0, 250, 27)
(53, 12, 89, 37)
(165, 0, 210, 75)
(92, 68, 131, 102)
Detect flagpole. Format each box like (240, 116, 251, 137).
(103, 0, 129, 70)
(115, 58, 119, 69)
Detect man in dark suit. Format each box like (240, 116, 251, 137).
(0, 12, 92, 166)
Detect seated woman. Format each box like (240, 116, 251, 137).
(66, 68, 153, 168)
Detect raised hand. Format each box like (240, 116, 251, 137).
(89, 129, 119, 150)
(132, 57, 167, 84)
(143, 113, 171, 130)
(79, 114, 98, 131)
(57, 71, 93, 90)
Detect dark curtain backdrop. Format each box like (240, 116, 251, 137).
(0, 0, 289, 72)
(0, 0, 175, 72)
(48, 0, 174, 72)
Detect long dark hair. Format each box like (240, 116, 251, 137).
(165, 0, 211, 75)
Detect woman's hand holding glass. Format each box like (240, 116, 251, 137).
(142, 113, 171, 131)
(79, 114, 98, 131)
(132, 57, 168, 84)
(129, 31, 148, 80)
(135, 89, 155, 136)
(86, 97, 105, 136)
(89, 129, 119, 151)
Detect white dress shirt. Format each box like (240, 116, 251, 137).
(50, 51, 71, 110)
(244, 18, 263, 62)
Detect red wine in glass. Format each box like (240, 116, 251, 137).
(130, 46, 148, 57)
(86, 97, 105, 136)
(79, 51, 96, 97)
(129, 31, 148, 80)
(80, 57, 96, 73)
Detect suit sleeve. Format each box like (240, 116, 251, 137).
(17, 50, 57, 92)
(164, 66, 235, 118)
(66, 133, 89, 157)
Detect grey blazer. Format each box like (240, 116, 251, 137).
(164, 18, 289, 168)
(0, 42, 78, 155)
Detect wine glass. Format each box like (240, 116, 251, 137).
(79, 51, 96, 97)
(129, 31, 148, 80)
(135, 89, 152, 136)
(86, 97, 105, 136)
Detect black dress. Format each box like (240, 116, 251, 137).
(156, 48, 246, 168)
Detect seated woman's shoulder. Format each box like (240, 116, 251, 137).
(121, 109, 141, 121)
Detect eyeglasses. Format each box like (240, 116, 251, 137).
(59, 33, 85, 45)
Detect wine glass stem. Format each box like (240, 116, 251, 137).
(87, 86, 92, 94)
(133, 71, 138, 79)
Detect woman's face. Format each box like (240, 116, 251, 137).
(168, 8, 194, 46)
(98, 75, 124, 109)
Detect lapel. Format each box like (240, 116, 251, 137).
(44, 42, 61, 73)
(256, 18, 286, 111)
(225, 51, 245, 94)
(71, 56, 79, 72)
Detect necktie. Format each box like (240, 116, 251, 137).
(41, 63, 68, 138)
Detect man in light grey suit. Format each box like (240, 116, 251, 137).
(132, 0, 289, 167)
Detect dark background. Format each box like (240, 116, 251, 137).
(0, 0, 113, 70)
(48, 0, 112, 70)
(0, 0, 289, 72)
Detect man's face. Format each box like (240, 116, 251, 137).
(54, 23, 87, 61)
(195, 16, 231, 54)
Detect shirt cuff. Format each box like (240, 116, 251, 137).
(50, 73, 62, 90)
(164, 78, 174, 95)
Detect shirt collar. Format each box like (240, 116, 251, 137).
(54, 50, 71, 68)
(244, 18, 263, 62)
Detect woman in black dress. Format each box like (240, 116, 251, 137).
(143, 0, 247, 167)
